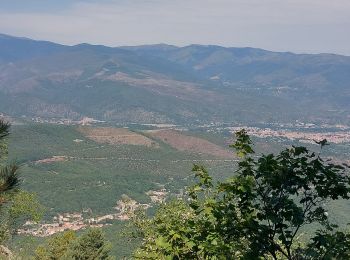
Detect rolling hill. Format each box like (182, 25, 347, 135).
(0, 34, 349, 125)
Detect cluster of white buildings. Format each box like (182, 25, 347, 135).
(227, 126, 350, 144)
(17, 190, 166, 237)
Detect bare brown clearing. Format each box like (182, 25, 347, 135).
(148, 129, 233, 158)
(35, 156, 68, 164)
(78, 127, 158, 147)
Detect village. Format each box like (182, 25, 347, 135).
(226, 126, 350, 144)
(18, 190, 167, 237)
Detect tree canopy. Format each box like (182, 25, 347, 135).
(0, 120, 19, 257)
(35, 228, 113, 260)
(132, 130, 350, 259)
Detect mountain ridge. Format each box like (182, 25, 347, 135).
(2, 33, 349, 57)
(0, 34, 349, 125)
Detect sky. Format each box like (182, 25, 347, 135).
(0, 0, 349, 55)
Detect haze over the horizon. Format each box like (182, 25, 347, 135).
(0, 0, 349, 55)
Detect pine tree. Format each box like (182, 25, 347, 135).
(65, 229, 113, 260)
(0, 120, 19, 243)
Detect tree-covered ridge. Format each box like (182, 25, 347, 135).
(131, 130, 350, 259)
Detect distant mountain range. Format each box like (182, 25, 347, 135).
(0, 33, 349, 125)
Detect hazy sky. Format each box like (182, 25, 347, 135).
(0, 0, 349, 55)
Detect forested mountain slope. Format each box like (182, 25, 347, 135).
(1, 34, 349, 125)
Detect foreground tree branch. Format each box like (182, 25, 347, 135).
(131, 130, 350, 259)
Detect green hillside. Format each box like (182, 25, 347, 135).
(8, 124, 237, 217)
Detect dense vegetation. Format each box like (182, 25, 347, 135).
(9, 124, 236, 217)
(131, 130, 350, 259)
(7, 124, 237, 257)
(3, 123, 350, 259)
(34, 229, 113, 260)
(1, 122, 116, 259)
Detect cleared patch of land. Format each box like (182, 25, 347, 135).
(78, 127, 158, 147)
(148, 129, 233, 158)
(34, 156, 68, 164)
